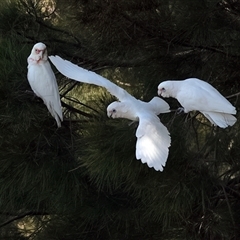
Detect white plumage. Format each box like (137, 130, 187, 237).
(158, 78, 237, 128)
(27, 43, 63, 127)
(49, 55, 171, 171)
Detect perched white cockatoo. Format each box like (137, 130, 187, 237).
(49, 55, 171, 171)
(158, 78, 237, 128)
(27, 43, 63, 127)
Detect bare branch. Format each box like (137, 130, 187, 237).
(226, 91, 240, 99)
(61, 101, 95, 118)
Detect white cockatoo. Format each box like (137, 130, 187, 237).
(158, 78, 237, 128)
(49, 55, 171, 171)
(27, 43, 63, 127)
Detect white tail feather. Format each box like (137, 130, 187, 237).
(201, 111, 236, 128)
(45, 98, 63, 128)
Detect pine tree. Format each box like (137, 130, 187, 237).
(0, 0, 240, 239)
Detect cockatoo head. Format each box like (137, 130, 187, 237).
(107, 101, 129, 119)
(158, 81, 174, 98)
(30, 42, 48, 62)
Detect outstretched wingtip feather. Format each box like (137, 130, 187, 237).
(49, 55, 131, 101)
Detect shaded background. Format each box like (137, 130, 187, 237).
(0, 0, 240, 239)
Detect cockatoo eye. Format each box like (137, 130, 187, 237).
(112, 109, 116, 113)
(35, 49, 42, 54)
(161, 87, 165, 92)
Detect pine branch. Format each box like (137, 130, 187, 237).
(21, 0, 82, 46)
(61, 101, 94, 118)
(121, 10, 240, 58)
(62, 95, 100, 114)
(35, 19, 82, 46)
(221, 184, 235, 226)
(0, 211, 49, 228)
(60, 81, 79, 98)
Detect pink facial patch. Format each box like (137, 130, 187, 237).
(35, 49, 43, 54)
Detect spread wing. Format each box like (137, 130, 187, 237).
(135, 113, 171, 171)
(27, 60, 63, 127)
(49, 55, 133, 102)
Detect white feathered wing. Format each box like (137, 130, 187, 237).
(49, 55, 171, 171)
(49, 55, 132, 102)
(185, 78, 236, 127)
(136, 113, 170, 171)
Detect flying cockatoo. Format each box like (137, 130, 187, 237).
(49, 55, 171, 171)
(158, 78, 237, 128)
(27, 43, 63, 127)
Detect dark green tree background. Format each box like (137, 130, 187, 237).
(0, 0, 240, 239)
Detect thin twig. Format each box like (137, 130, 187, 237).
(61, 101, 94, 118)
(62, 95, 100, 114)
(226, 91, 240, 99)
(221, 184, 235, 227)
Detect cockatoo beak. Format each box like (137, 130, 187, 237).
(107, 111, 113, 118)
(38, 50, 44, 60)
(35, 49, 45, 61)
(158, 88, 166, 96)
(158, 88, 162, 96)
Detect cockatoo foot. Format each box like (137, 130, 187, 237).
(176, 107, 185, 114)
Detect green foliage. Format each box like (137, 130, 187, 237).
(0, 0, 240, 239)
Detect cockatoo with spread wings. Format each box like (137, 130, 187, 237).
(27, 43, 63, 127)
(158, 78, 237, 128)
(49, 55, 171, 171)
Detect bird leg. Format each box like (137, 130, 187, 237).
(176, 107, 185, 114)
